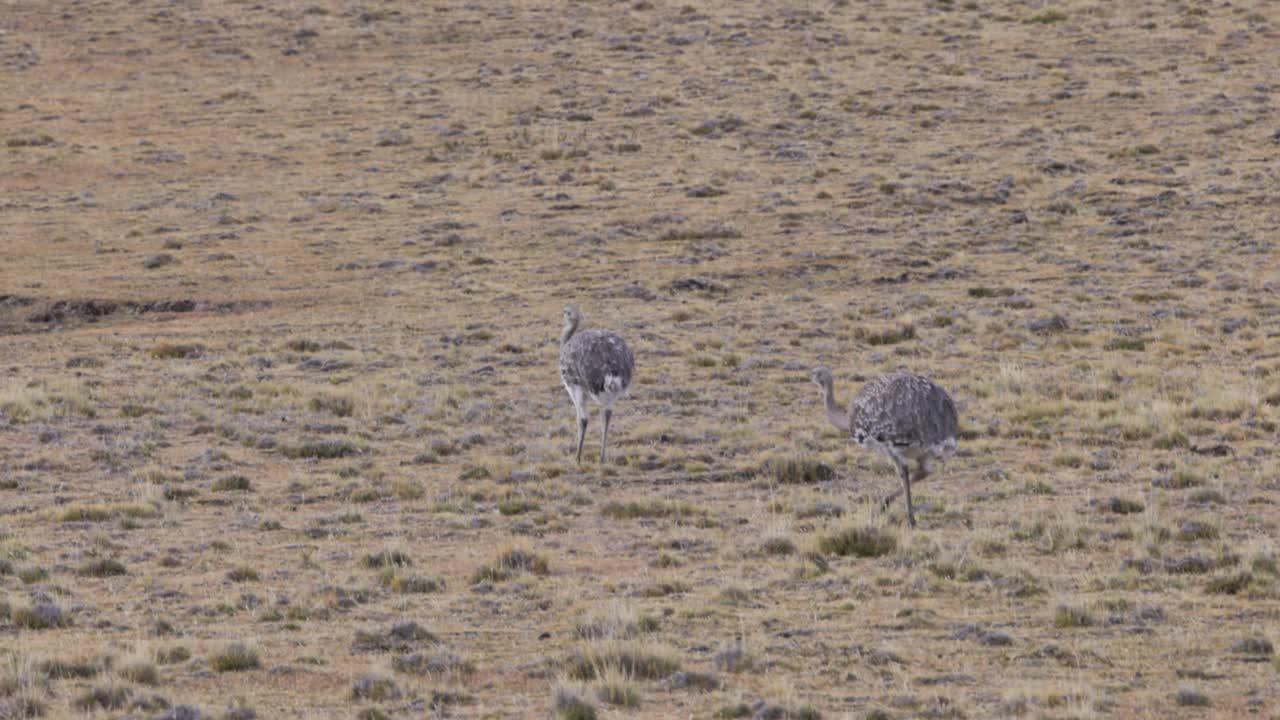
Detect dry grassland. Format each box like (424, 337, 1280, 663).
(3, 0, 1280, 718)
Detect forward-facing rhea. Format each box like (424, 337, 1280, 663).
(811, 367, 958, 527)
(559, 306, 634, 463)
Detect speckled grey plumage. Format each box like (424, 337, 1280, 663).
(560, 306, 634, 463)
(847, 373, 958, 454)
(560, 329, 634, 398)
(812, 366, 959, 527)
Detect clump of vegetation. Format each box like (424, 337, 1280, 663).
(309, 393, 355, 417)
(212, 475, 252, 492)
(120, 402, 155, 418)
(37, 656, 103, 679)
(148, 343, 204, 359)
(554, 685, 598, 720)
(78, 558, 127, 577)
(1190, 489, 1226, 505)
(353, 621, 437, 653)
(689, 115, 745, 136)
(712, 638, 754, 673)
(643, 581, 690, 597)
(855, 323, 916, 346)
(11, 601, 69, 629)
(211, 644, 260, 672)
(1176, 520, 1218, 542)
(155, 646, 191, 665)
(1012, 516, 1088, 554)
(1027, 8, 1068, 23)
(968, 286, 1016, 298)
(574, 605, 660, 641)
(118, 660, 159, 685)
(601, 500, 697, 520)
(1054, 604, 1094, 628)
(73, 685, 131, 711)
(1104, 497, 1144, 514)
(349, 487, 384, 503)
(284, 338, 323, 352)
(58, 503, 159, 522)
(596, 666, 641, 708)
(392, 479, 424, 500)
(1205, 573, 1253, 595)
(1104, 337, 1147, 352)
(1175, 687, 1211, 707)
(281, 439, 361, 459)
(17, 566, 48, 584)
(566, 641, 681, 681)
(362, 550, 412, 569)
(378, 570, 445, 594)
(767, 456, 834, 484)
(817, 526, 897, 558)
(1229, 636, 1274, 656)
(761, 536, 796, 556)
(226, 566, 260, 582)
(351, 673, 401, 701)
(472, 547, 550, 583)
(498, 498, 540, 515)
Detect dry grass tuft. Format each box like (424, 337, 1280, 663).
(817, 526, 897, 558)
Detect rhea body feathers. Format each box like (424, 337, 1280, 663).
(812, 366, 959, 527)
(559, 306, 634, 463)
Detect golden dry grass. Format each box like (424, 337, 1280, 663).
(3, 0, 1280, 718)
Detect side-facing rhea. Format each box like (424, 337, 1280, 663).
(559, 306, 634, 463)
(811, 366, 958, 527)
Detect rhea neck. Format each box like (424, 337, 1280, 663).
(818, 379, 851, 433)
(560, 317, 580, 346)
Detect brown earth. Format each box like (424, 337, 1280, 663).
(2, 1, 1280, 718)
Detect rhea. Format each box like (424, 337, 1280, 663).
(559, 306, 634, 463)
(811, 367, 959, 527)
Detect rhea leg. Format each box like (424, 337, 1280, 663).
(600, 407, 612, 463)
(882, 457, 931, 513)
(882, 455, 915, 528)
(914, 457, 932, 482)
(567, 386, 589, 463)
(901, 463, 915, 528)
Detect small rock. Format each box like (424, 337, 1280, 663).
(611, 282, 655, 301)
(506, 470, 537, 484)
(1221, 318, 1249, 334)
(685, 185, 726, 198)
(375, 129, 412, 147)
(1229, 637, 1273, 656)
(1027, 315, 1068, 334)
(143, 253, 176, 269)
(670, 276, 726, 293)
(1164, 555, 1212, 574)
(1212, 273, 1243, 292)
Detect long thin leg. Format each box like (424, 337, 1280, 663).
(600, 407, 612, 464)
(900, 462, 915, 528)
(882, 458, 931, 512)
(567, 386, 589, 463)
(880, 453, 906, 511)
(880, 486, 902, 511)
(882, 456, 915, 527)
